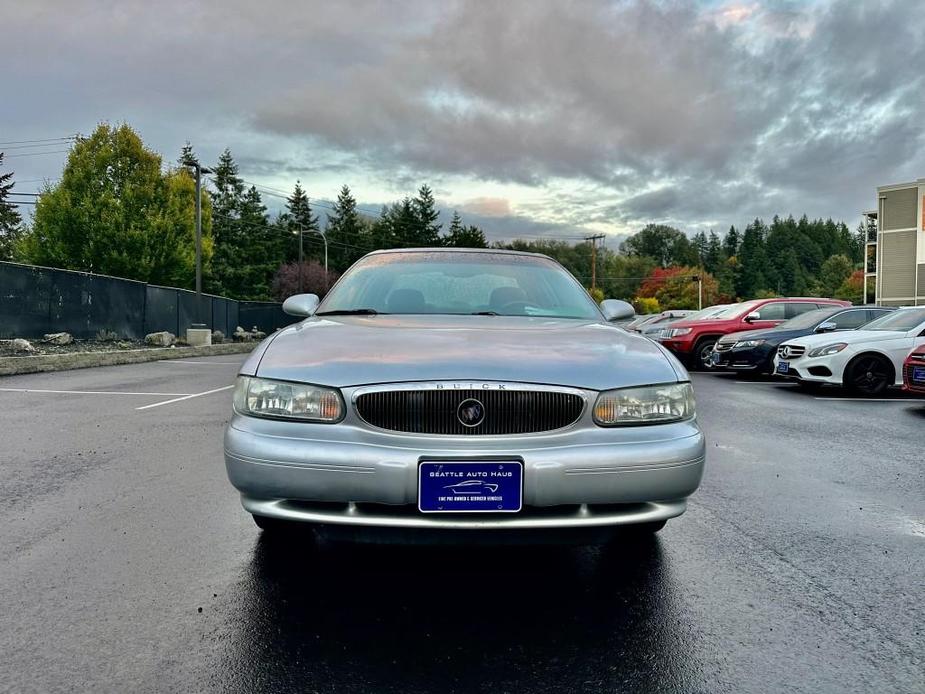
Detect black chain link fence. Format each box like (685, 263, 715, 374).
(0, 261, 293, 340)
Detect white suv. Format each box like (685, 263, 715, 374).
(773, 306, 925, 395)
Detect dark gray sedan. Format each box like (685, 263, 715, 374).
(224, 248, 705, 543)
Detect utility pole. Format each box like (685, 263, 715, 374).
(692, 275, 703, 310)
(585, 234, 606, 291)
(184, 159, 213, 313)
(292, 227, 328, 294)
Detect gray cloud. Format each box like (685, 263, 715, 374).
(2, 0, 924, 239)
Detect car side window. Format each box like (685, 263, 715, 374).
(786, 302, 819, 318)
(756, 302, 787, 320)
(830, 310, 869, 329)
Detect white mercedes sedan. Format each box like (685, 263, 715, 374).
(772, 306, 925, 395)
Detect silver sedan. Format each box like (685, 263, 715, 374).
(224, 248, 705, 543)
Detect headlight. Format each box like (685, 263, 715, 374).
(233, 376, 343, 422)
(593, 383, 695, 426)
(734, 339, 765, 348)
(808, 343, 848, 358)
(666, 328, 691, 337)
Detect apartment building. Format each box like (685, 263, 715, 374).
(865, 179, 925, 306)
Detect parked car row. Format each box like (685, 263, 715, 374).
(655, 297, 851, 370)
(772, 306, 925, 395)
(634, 299, 925, 397)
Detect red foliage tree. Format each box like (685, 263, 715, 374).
(271, 261, 338, 301)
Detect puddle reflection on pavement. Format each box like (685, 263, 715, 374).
(214, 534, 702, 693)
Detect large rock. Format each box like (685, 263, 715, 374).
(251, 326, 267, 340)
(11, 338, 36, 353)
(233, 326, 252, 342)
(43, 332, 73, 345)
(144, 331, 176, 347)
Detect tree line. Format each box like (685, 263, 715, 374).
(0, 122, 868, 307)
(1, 124, 489, 301)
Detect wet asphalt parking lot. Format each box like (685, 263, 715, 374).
(0, 355, 923, 693)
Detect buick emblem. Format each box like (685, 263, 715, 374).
(457, 398, 485, 427)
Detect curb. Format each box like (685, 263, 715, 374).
(0, 342, 256, 377)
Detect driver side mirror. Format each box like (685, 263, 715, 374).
(816, 321, 837, 333)
(744, 311, 760, 323)
(600, 299, 635, 322)
(282, 293, 320, 317)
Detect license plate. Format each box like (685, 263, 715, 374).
(418, 461, 523, 513)
(914, 366, 925, 383)
(777, 360, 790, 374)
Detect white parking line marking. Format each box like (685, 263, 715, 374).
(814, 397, 925, 402)
(135, 384, 234, 410)
(733, 381, 797, 385)
(0, 388, 192, 396)
(157, 360, 243, 365)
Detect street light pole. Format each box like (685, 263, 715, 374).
(292, 227, 328, 294)
(186, 160, 213, 320)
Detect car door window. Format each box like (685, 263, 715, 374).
(755, 302, 787, 320)
(830, 310, 869, 329)
(785, 302, 819, 318)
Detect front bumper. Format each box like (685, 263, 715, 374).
(903, 361, 925, 393)
(225, 413, 705, 531)
(772, 352, 846, 384)
(710, 345, 772, 372)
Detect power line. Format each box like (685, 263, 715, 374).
(0, 140, 77, 151)
(0, 135, 77, 146)
(2, 149, 72, 159)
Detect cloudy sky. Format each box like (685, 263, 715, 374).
(3, 0, 924, 245)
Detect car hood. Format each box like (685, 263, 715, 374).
(246, 315, 683, 390)
(785, 329, 905, 348)
(720, 327, 812, 345)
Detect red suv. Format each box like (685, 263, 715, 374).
(658, 297, 851, 370)
(902, 344, 925, 394)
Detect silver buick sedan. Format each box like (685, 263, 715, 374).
(224, 248, 705, 544)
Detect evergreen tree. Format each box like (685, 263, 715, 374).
(443, 212, 487, 248)
(722, 225, 740, 258)
(735, 220, 770, 297)
(285, 181, 318, 233)
(325, 185, 366, 271)
(206, 150, 279, 299)
(692, 231, 708, 267)
(177, 141, 199, 167)
(704, 231, 724, 275)
(411, 184, 442, 246)
(0, 153, 23, 261)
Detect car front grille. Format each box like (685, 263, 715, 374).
(778, 344, 806, 359)
(354, 388, 585, 435)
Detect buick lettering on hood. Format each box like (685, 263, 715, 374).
(224, 249, 705, 543)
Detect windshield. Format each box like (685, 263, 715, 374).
(708, 301, 760, 319)
(860, 307, 925, 332)
(317, 251, 602, 319)
(684, 305, 730, 321)
(775, 307, 841, 330)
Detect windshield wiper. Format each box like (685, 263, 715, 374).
(315, 308, 382, 316)
(471, 310, 500, 316)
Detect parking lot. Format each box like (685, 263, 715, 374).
(0, 356, 922, 694)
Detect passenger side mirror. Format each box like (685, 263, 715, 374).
(816, 321, 837, 333)
(600, 299, 635, 322)
(282, 293, 320, 317)
(744, 311, 760, 323)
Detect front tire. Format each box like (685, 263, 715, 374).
(844, 355, 893, 396)
(692, 338, 717, 371)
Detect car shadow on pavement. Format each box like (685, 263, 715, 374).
(213, 533, 701, 693)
